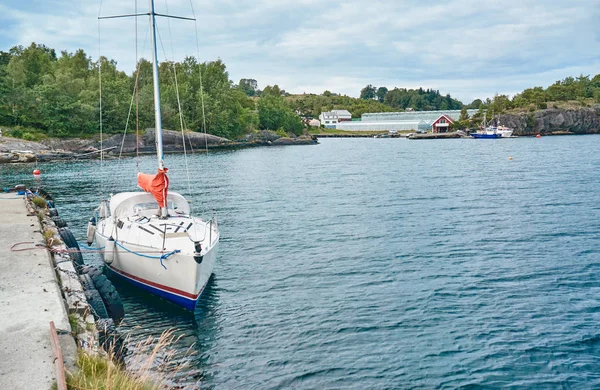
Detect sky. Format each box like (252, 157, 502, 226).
(0, 0, 599, 103)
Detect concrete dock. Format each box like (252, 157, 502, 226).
(0, 193, 70, 390)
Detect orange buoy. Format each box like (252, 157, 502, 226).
(33, 169, 41, 175)
(536, 134, 541, 138)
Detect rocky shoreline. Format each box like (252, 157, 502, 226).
(498, 107, 600, 136)
(0, 129, 318, 164)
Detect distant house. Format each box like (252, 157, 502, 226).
(319, 109, 352, 128)
(431, 114, 454, 133)
(332, 109, 352, 122)
(308, 119, 321, 127)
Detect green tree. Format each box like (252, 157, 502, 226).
(360, 84, 377, 100)
(258, 87, 303, 135)
(376, 86, 388, 102)
(238, 78, 257, 96)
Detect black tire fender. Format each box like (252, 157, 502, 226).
(96, 318, 126, 364)
(58, 227, 83, 268)
(84, 287, 109, 320)
(37, 188, 54, 201)
(51, 217, 68, 228)
(81, 265, 125, 325)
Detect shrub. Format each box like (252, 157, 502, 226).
(32, 196, 48, 208)
(22, 132, 37, 141)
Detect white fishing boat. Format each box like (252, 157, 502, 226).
(495, 125, 513, 138)
(90, 0, 219, 311)
(471, 113, 514, 139)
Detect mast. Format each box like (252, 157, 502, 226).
(148, 0, 167, 218)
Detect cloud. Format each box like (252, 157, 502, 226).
(0, 0, 599, 102)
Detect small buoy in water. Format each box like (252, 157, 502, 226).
(508, 156, 513, 160)
(33, 169, 41, 175)
(536, 134, 541, 138)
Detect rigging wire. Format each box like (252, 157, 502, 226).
(189, 0, 211, 216)
(163, 0, 194, 211)
(135, 0, 140, 171)
(188, 0, 209, 155)
(117, 23, 150, 162)
(98, 0, 105, 195)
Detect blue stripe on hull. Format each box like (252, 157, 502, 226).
(471, 133, 502, 139)
(107, 267, 199, 311)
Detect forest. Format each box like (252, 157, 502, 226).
(0, 43, 598, 140)
(0, 43, 302, 141)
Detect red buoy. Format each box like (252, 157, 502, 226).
(536, 134, 541, 138)
(33, 169, 41, 175)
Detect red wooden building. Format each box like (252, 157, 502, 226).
(431, 114, 454, 133)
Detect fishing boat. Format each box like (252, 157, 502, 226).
(470, 114, 513, 139)
(90, 0, 219, 311)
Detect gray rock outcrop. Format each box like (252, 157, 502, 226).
(497, 107, 600, 136)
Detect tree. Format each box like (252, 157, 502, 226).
(238, 78, 258, 96)
(376, 86, 388, 103)
(258, 86, 303, 135)
(262, 84, 283, 97)
(467, 99, 483, 109)
(458, 107, 469, 121)
(360, 84, 377, 100)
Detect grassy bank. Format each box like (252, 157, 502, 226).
(65, 352, 158, 390)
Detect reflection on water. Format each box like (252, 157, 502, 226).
(3, 137, 600, 388)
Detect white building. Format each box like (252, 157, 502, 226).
(319, 109, 352, 128)
(336, 120, 431, 132)
(337, 109, 479, 132)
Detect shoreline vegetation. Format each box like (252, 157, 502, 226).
(0, 42, 599, 163)
(0, 129, 317, 163)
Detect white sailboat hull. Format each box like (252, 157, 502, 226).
(93, 192, 219, 310)
(96, 233, 218, 310)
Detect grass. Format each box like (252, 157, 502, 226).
(66, 329, 190, 390)
(506, 98, 598, 114)
(309, 128, 383, 135)
(67, 351, 159, 390)
(32, 196, 48, 208)
(69, 314, 80, 334)
(308, 128, 414, 135)
(43, 229, 56, 247)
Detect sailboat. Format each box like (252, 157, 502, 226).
(90, 0, 220, 311)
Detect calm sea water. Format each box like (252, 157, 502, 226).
(2, 136, 600, 388)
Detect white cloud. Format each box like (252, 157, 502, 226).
(0, 0, 599, 102)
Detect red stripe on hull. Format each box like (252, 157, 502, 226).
(109, 266, 200, 299)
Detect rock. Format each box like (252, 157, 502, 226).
(498, 107, 600, 136)
(272, 136, 318, 146)
(40, 138, 94, 152)
(0, 127, 317, 164)
(144, 129, 230, 150)
(0, 136, 51, 153)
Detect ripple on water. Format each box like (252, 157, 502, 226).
(2, 136, 600, 388)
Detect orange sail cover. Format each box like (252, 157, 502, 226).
(137, 168, 170, 208)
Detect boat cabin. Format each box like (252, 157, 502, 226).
(109, 192, 190, 219)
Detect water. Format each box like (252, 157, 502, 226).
(2, 136, 600, 388)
